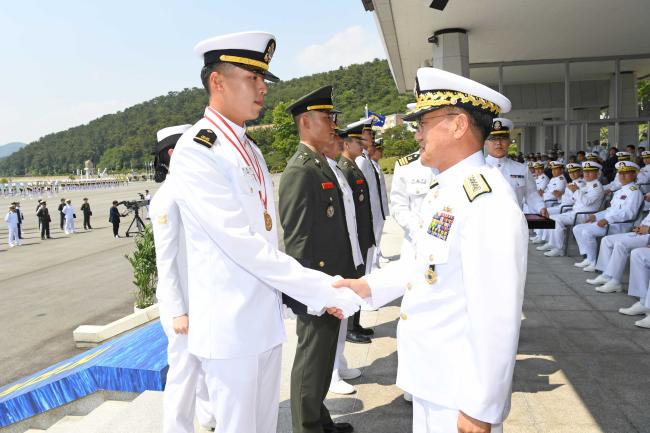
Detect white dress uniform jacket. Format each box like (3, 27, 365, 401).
(594, 183, 643, 227)
(357, 152, 386, 270)
(604, 173, 622, 192)
(535, 173, 549, 193)
(391, 153, 436, 261)
(542, 175, 567, 202)
(573, 179, 603, 213)
(168, 107, 348, 360)
(364, 151, 528, 424)
(486, 155, 544, 213)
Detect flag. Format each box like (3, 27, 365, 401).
(368, 110, 386, 127)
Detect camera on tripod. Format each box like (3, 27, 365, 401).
(116, 195, 149, 237)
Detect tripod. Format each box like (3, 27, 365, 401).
(124, 207, 146, 237)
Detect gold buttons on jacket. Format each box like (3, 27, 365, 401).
(406, 282, 412, 290)
(319, 261, 325, 268)
(400, 313, 408, 320)
(428, 254, 434, 262)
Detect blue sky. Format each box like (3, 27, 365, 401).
(0, 1, 385, 145)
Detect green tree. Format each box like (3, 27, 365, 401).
(381, 124, 418, 157)
(271, 102, 299, 162)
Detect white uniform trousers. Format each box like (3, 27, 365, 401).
(65, 216, 75, 234)
(548, 212, 584, 250)
(7, 224, 19, 246)
(539, 206, 563, 242)
(201, 344, 282, 433)
(331, 318, 349, 383)
(366, 219, 386, 272)
(412, 398, 503, 433)
(161, 319, 214, 433)
(595, 233, 650, 282)
(573, 222, 632, 262)
(629, 248, 650, 307)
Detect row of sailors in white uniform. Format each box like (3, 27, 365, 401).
(531, 160, 650, 328)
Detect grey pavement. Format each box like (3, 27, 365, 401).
(0, 182, 159, 386)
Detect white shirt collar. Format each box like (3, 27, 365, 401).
(485, 154, 506, 166)
(204, 107, 247, 141)
(436, 151, 485, 188)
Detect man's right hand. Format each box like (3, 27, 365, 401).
(173, 314, 189, 335)
(457, 411, 491, 433)
(333, 278, 372, 298)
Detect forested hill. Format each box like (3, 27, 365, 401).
(0, 59, 411, 176)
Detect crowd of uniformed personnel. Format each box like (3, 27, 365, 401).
(149, 30, 528, 433)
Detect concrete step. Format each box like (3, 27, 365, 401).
(44, 416, 84, 433)
(64, 400, 130, 433)
(93, 391, 163, 433)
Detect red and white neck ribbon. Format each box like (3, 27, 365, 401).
(204, 107, 268, 212)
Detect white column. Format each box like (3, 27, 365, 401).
(432, 29, 469, 77)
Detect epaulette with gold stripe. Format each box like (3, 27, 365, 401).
(462, 173, 492, 202)
(193, 129, 217, 149)
(397, 152, 420, 166)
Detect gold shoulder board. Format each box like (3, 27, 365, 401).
(397, 157, 408, 166)
(463, 173, 492, 202)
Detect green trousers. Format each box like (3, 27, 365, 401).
(291, 313, 341, 433)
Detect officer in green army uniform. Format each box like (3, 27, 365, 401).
(337, 124, 376, 344)
(279, 85, 356, 433)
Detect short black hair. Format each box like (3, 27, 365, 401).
(577, 150, 586, 157)
(462, 107, 494, 142)
(200, 63, 236, 96)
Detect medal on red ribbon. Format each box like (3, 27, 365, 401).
(205, 107, 273, 231)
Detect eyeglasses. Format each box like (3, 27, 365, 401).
(415, 113, 459, 131)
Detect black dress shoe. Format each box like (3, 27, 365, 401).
(323, 422, 354, 433)
(346, 331, 371, 344)
(353, 325, 374, 336)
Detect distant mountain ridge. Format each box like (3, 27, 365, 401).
(0, 59, 410, 176)
(0, 142, 27, 159)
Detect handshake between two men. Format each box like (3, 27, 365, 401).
(324, 278, 372, 320)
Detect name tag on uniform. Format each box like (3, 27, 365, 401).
(510, 174, 524, 179)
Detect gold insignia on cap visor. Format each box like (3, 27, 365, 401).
(493, 120, 502, 130)
(306, 104, 334, 111)
(416, 90, 501, 115)
(218, 55, 269, 71)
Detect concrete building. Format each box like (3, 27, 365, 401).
(361, 0, 650, 155)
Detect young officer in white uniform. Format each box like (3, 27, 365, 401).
(542, 161, 604, 257)
(391, 149, 436, 262)
(150, 125, 215, 433)
(638, 151, 650, 185)
(573, 160, 644, 271)
(355, 118, 387, 272)
(484, 117, 546, 217)
(335, 67, 527, 433)
(588, 212, 650, 293)
(167, 32, 362, 433)
(619, 247, 650, 327)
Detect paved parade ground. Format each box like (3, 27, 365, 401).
(3, 175, 650, 432)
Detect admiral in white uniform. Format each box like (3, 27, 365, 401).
(150, 124, 214, 433)
(540, 161, 604, 257)
(484, 117, 546, 216)
(573, 160, 644, 271)
(167, 32, 361, 433)
(335, 67, 527, 433)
